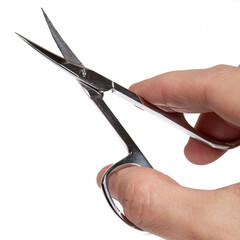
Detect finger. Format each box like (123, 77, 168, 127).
(130, 67, 217, 113)
(130, 65, 240, 126)
(97, 166, 190, 238)
(97, 166, 240, 239)
(96, 164, 111, 188)
(96, 164, 119, 200)
(185, 112, 240, 165)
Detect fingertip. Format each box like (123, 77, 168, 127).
(183, 112, 240, 165)
(96, 164, 112, 188)
(129, 80, 146, 96)
(184, 138, 226, 165)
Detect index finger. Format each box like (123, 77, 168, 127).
(130, 65, 239, 123)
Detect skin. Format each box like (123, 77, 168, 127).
(97, 64, 240, 240)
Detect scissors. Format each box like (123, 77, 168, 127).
(17, 9, 240, 230)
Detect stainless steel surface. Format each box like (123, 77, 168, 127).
(41, 8, 84, 67)
(37, 9, 151, 229)
(41, 9, 103, 101)
(17, 9, 240, 231)
(15, 33, 113, 92)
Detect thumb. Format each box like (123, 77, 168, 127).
(97, 166, 220, 239)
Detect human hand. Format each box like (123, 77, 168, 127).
(97, 65, 240, 240)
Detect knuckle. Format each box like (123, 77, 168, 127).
(211, 64, 235, 73)
(204, 64, 238, 107)
(208, 64, 237, 80)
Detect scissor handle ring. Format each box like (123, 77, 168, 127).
(101, 153, 153, 230)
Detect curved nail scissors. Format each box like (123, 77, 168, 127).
(17, 9, 240, 230)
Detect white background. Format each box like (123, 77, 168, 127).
(1, 0, 240, 239)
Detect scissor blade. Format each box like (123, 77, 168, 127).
(41, 8, 84, 67)
(16, 33, 113, 92)
(16, 32, 80, 78)
(40, 9, 102, 97)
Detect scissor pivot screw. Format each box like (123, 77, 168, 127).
(80, 69, 87, 77)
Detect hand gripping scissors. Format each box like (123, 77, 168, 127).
(17, 9, 240, 230)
